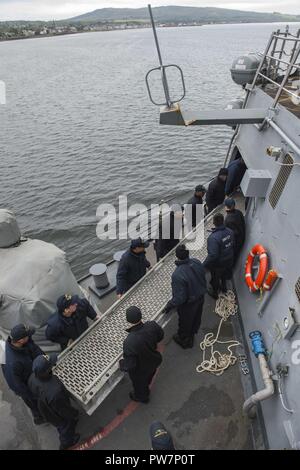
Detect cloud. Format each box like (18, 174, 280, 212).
(0, 0, 299, 21)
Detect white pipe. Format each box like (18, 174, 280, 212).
(243, 353, 274, 418)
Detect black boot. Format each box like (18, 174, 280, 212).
(129, 391, 149, 404)
(207, 287, 219, 299)
(59, 433, 80, 450)
(173, 334, 193, 349)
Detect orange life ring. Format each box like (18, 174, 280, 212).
(263, 269, 278, 291)
(245, 244, 268, 293)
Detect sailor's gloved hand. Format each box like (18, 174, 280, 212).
(162, 301, 173, 314)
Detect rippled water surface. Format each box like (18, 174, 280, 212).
(1, 22, 298, 276)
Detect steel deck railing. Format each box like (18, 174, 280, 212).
(250, 27, 300, 110)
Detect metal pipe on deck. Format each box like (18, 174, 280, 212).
(243, 331, 274, 418)
(243, 354, 274, 418)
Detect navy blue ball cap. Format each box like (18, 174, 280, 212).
(225, 198, 236, 208)
(32, 354, 57, 375)
(126, 306, 142, 324)
(57, 294, 76, 314)
(10, 324, 35, 342)
(195, 184, 206, 193)
(175, 244, 189, 260)
(150, 421, 175, 450)
(130, 238, 150, 249)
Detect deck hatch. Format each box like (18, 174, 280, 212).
(269, 154, 294, 208)
(295, 278, 300, 303)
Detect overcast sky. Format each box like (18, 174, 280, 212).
(1, 0, 300, 21)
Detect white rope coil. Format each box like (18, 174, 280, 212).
(196, 290, 240, 376)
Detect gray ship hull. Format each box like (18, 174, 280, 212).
(233, 87, 300, 449)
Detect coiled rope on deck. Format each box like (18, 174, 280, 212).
(196, 290, 240, 376)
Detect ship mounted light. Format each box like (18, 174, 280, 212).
(266, 146, 284, 159)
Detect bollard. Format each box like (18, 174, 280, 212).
(89, 263, 109, 289)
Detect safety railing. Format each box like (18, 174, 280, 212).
(249, 27, 300, 110)
(225, 27, 300, 156)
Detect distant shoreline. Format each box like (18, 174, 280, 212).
(0, 23, 200, 43)
(0, 30, 80, 42)
(1, 20, 300, 43)
(0, 24, 197, 43)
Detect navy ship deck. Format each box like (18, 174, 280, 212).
(0, 294, 255, 450)
(0, 193, 261, 450)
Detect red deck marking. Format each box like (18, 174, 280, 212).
(71, 343, 165, 451)
(71, 400, 139, 450)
